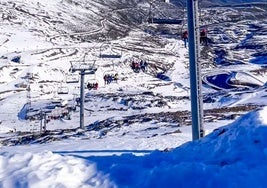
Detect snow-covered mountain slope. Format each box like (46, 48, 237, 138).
(0, 0, 266, 145)
(0, 1, 267, 187)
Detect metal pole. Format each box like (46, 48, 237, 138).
(80, 70, 85, 129)
(43, 113, 47, 132)
(187, 0, 202, 140)
(194, 0, 204, 137)
(70, 61, 97, 130)
(40, 109, 43, 133)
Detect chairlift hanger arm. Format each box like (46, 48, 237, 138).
(69, 60, 97, 73)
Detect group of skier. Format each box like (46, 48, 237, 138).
(87, 82, 98, 90)
(182, 28, 209, 48)
(131, 59, 148, 73)
(103, 73, 118, 84)
(84, 29, 207, 91)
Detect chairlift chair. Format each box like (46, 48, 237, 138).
(148, 18, 183, 25)
(103, 70, 119, 84)
(130, 57, 141, 73)
(147, 1, 184, 25)
(66, 73, 79, 83)
(86, 74, 99, 90)
(57, 86, 69, 94)
(69, 60, 97, 73)
(99, 42, 122, 59)
(130, 56, 149, 73)
(86, 82, 99, 90)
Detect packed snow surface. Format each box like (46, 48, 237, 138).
(1, 107, 267, 187)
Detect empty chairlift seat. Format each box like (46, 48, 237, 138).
(99, 54, 121, 59)
(66, 74, 79, 83)
(57, 86, 69, 94)
(148, 18, 183, 25)
(99, 42, 122, 59)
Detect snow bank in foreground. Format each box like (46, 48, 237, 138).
(1, 107, 267, 187)
(0, 151, 113, 188)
